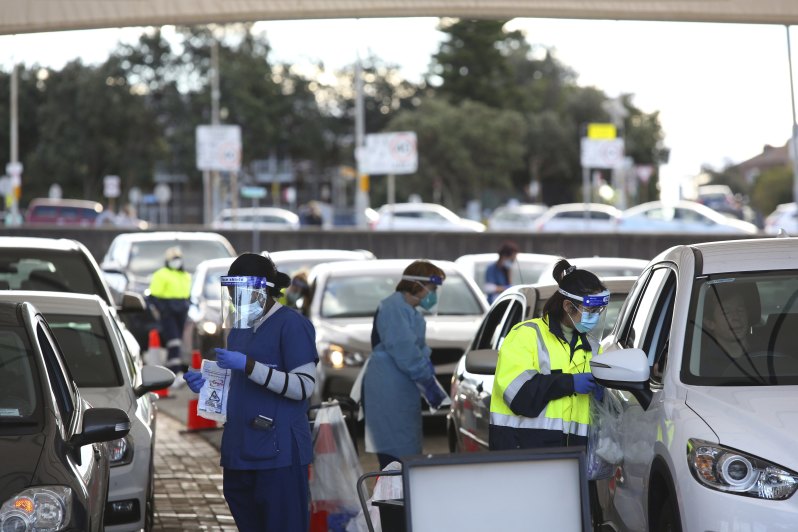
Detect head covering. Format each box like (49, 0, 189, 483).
(165, 246, 182, 261)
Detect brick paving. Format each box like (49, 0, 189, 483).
(152, 409, 236, 530)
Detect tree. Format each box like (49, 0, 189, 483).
(751, 166, 794, 216)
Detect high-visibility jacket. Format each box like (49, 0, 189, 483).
(148, 266, 191, 300)
(489, 316, 597, 450)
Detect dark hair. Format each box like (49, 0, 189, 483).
(542, 259, 606, 327)
(227, 253, 291, 298)
(498, 241, 519, 258)
(395, 260, 446, 296)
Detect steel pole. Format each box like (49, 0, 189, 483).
(786, 26, 798, 204)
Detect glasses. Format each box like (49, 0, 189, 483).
(576, 304, 606, 315)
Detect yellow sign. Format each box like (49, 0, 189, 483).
(359, 174, 370, 193)
(587, 123, 617, 139)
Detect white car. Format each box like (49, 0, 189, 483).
(591, 237, 798, 531)
(486, 203, 548, 231)
(266, 248, 376, 277)
(533, 203, 622, 232)
(373, 203, 486, 232)
(210, 207, 300, 231)
(764, 202, 798, 235)
(306, 259, 489, 402)
(0, 291, 174, 532)
(453, 252, 561, 300)
(619, 200, 758, 234)
(536, 256, 650, 285)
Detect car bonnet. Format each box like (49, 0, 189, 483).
(686, 386, 798, 472)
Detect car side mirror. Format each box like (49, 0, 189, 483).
(465, 348, 498, 375)
(591, 348, 653, 409)
(134, 365, 176, 397)
(119, 291, 146, 313)
(69, 407, 131, 450)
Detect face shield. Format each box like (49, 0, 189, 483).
(221, 275, 274, 329)
(402, 274, 444, 314)
(559, 288, 611, 345)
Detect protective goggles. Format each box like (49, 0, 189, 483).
(558, 288, 610, 313)
(402, 274, 444, 286)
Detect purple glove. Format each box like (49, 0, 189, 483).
(421, 377, 448, 409)
(573, 373, 596, 394)
(183, 371, 206, 393)
(594, 384, 605, 402)
(215, 348, 248, 371)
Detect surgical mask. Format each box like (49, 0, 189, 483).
(240, 302, 264, 323)
(574, 310, 601, 333)
(419, 290, 437, 310)
(502, 259, 514, 269)
(168, 258, 183, 270)
(286, 292, 300, 306)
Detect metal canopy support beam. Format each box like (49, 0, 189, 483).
(6, 0, 798, 36)
(787, 26, 798, 204)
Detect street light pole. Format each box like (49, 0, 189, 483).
(786, 26, 798, 204)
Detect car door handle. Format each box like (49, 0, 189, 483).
(476, 382, 483, 393)
(93, 444, 102, 460)
(458, 373, 465, 382)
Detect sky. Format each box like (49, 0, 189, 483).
(1, 17, 797, 202)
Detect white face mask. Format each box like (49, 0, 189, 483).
(168, 258, 183, 270)
(240, 301, 264, 324)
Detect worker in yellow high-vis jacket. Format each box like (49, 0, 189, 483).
(148, 246, 192, 376)
(490, 258, 609, 451)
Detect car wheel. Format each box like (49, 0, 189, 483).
(652, 492, 681, 532)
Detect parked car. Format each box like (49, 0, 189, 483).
(24, 197, 103, 226)
(266, 249, 377, 277)
(764, 201, 798, 235)
(100, 231, 236, 350)
(486, 203, 548, 231)
(536, 256, 650, 285)
(619, 200, 758, 234)
(533, 202, 622, 232)
(0, 300, 130, 532)
(373, 203, 486, 232)
(695, 184, 743, 219)
(210, 207, 300, 230)
(453, 252, 562, 300)
(590, 237, 798, 531)
(0, 291, 173, 531)
(446, 277, 636, 452)
(307, 259, 489, 402)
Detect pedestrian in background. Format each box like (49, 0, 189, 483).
(184, 253, 317, 531)
(363, 259, 449, 469)
(281, 270, 311, 316)
(489, 258, 608, 451)
(148, 246, 191, 377)
(484, 240, 519, 304)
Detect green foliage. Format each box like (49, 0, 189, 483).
(751, 166, 794, 215)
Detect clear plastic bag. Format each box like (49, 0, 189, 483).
(347, 462, 403, 532)
(586, 392, 624, 480)
(310, 402, 364, 532)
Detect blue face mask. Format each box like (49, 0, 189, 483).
(574, 310, 600, 333)
(419, 291, 437, 310)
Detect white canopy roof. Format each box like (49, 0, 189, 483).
(2, 0, 798, 35)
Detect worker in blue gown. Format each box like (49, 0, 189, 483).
(363, 259, 450, 469)
(183, 253, 318, 531)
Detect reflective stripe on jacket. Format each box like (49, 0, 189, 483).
(490, 317, 596, 442)
(149, 266, 191, 299)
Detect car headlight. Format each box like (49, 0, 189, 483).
(688, 439, 798, 499)
(108, 436, 134, 467)
(200, 320, 218, 335)
(319, 343, 365, 369)
(0, 486, 72, 532)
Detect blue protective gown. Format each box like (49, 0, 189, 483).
(363, 291, 434, 458)
(485, 261, 510, 304)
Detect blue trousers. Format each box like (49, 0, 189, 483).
(223, 464, 310, 532)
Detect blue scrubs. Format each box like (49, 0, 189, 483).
(221, 306, 317, 532)
(485, 262, 510, 303)
(363, 291, 433, 459)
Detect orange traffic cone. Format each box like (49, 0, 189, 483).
(186, 350, 218, 431)
(148, 330, 170, 398)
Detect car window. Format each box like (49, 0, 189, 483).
(494, 298, 525, 350)
(47, 314, 123, 388)
(0, 328, 41, 425)
(203, 267, 227, 301)
(473, 299, 511, 350)
(320, 272, 484, 318)
(0, 252, 106, 299)
(683, 272, 798, 386)
(620, 268, 672, 357)
(127, 240, 233, 275)
(108, 316, 138, 384)
(37, 322, 76, 424)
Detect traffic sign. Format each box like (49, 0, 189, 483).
(154, 183, 171, 204)
(357, 131, 418, 175)
(196, 125, 242, 172)
(103, 175, 121, 198)
(241, 186, 267, 199)
(5, 162, 22, 177)
(580, 138, 625, 168)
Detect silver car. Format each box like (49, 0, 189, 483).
(307, 259, 489, 403)
(0, 291, 174, 532)
(447, 277, 635, 452)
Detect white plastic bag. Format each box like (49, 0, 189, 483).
(586, 392, 623, 480)
(346, 462, 403, 532)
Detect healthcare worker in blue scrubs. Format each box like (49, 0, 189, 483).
(363, 259, 450, 469)
(184, 253, 318, 531)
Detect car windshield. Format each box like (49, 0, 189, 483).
(0, 328, 41, 426)
(589, 265, 645, 278)
(127, 240, 233, 275)
(0, 252, 106, 299)
(47, 315, 123, 388)
(683, 272, 798, 386)
(321, 272, 484, 318)
(472, 260, 551, 292)
(203, 266, 228, 302)
(274, 257, 362, 278)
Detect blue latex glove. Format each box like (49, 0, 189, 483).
(183, 371, 206, 393)
(594, 384, 605, 402)
(215, 348, 248, 371)
(421, 377, 448, 409)
(573, 373, 596, 395)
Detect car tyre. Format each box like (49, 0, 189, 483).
(652, 492, 681, 532)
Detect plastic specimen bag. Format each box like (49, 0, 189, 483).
(586, 391, 624, 480)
